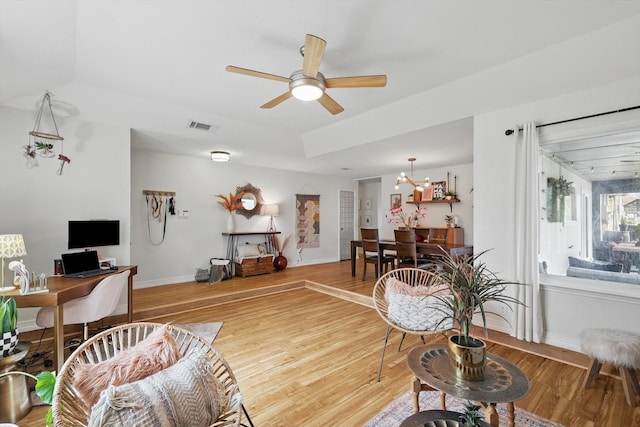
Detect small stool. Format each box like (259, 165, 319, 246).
(581, 328, 640, 407)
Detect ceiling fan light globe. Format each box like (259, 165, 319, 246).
(291, 84, 323, 101)
(289, 70, 325, 101)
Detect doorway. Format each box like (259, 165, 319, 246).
(339, 190, 355, 260)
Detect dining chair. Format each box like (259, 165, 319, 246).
(394, 229, 435, 270)
(361, 228, 395, 280)
(429, 228, 449, 244)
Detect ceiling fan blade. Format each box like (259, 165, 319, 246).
(261, 91, 292, 109)
(325, 75, 388, 88)
(317, 93, 344, 115)
(226, 65, 290, 83)
(302, 34, 326, 78)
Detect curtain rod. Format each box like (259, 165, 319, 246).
(504, 105, 640, 136)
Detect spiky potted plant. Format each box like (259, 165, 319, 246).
(0, 296, 56, 425)
(434, 250, 524, 381)
(1, 296, 19, 357)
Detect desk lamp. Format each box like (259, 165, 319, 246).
(0, 234, 27, 292)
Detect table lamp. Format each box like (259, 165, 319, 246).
(0, 234, 27, 291)
(261, 204, 280, 232)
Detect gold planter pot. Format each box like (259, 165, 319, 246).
(447, 335, 487, 381)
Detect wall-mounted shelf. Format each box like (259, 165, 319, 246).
(407, 198, 460, 212)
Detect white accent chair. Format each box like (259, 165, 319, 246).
(36, 270, 130, 341)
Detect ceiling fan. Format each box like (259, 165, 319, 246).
(226, 34, 387, 115)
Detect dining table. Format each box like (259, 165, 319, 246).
(350, 239, 473, 276)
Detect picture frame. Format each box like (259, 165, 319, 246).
(421, 186, 433, 201)
(390, 193, 402, 209)
(365, 198, 372, 210)
(432, 181, 446, 200)
(364, 215, 372, 226)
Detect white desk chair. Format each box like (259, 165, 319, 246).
(36, 270, 130, 341)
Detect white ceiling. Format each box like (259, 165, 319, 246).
(1, 0, 639, 179)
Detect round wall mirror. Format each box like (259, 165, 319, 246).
(240, 193, 257, 211)
(235, 183, 264, 219)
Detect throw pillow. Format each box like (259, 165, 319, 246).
(73, 326, 181, 408)
(384, 277, 452, 331)
(236, 244, 261, 258)
(88, 349, 231, 427)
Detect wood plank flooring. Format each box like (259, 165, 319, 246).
(16, 261, 640, 426)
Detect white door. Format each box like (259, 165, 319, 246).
(339, 190, 355, 260)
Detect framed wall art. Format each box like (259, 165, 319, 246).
(390, 193, 402, 209)
(432, 181, 446, 200)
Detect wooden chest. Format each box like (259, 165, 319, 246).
(234, 255, 275, 277)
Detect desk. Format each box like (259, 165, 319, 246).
(407, 344, 530, 427)
(350, 240, 473, 276)
(9, 266, 137, 372)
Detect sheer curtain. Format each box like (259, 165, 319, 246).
(513, 122, 542, 342)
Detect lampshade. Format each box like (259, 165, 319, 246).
(0, 234, 27, 258)
(0, 234, 26, 291)
(261, 204, 280, 217)
(211, 151, 230, 162)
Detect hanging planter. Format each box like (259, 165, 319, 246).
(546, 176, 572, 223)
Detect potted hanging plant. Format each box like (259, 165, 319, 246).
(273, 234, 291, 271)
(1, 296, 19, 357)
(433, 250, 524, 381)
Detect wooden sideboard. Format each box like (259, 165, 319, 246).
(414, 227, 463, 245)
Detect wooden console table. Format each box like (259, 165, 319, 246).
(222, 231, 281, 276)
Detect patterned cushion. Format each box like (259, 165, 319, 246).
(88, 349, 231, 427)
(388, 293, 452, 331)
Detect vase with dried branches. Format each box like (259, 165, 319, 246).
(273, 234, 291, 271)
(216, 193, 241, 233)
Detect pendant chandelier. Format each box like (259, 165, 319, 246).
(395, 157, 429, 192)
(22, 92, 70, 174)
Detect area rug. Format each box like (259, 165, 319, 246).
(173, 321, 223, 344)
(364, 390, 565, 427)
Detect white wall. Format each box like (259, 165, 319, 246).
(131, 149, 357, 287)
(0, 106, 131, 330)
(474, 77, 640, 350)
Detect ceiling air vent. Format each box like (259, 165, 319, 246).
(187, 121, 219, 133)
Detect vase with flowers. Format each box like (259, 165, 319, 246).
(273, 234, 291, 271)
(387, 206, 428, 229)
(216, 193, 241, 233)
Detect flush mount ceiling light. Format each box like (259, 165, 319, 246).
(395, 157, 430, 192)
(211, 151, 230, 162)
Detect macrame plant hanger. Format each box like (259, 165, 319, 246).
(143, 190, 176, 245)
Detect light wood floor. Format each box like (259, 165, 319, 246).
(17, 261, 640, 426)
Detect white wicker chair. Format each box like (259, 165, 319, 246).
(52, 322, 243, 427)
(373, 268, 449, 382)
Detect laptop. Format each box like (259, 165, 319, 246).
(61, 250, 109, 278)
